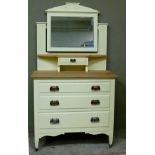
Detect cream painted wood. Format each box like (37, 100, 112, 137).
(39, 111, 109, 129)
(45, 2, 99, 13)
(36, 22, 59, 71)
(36, 22, 46, 54)
(108, 80, 115, 145)
(47, 13, 98, 52)
(58, 57, 88, 72)
(39, 127, 110, 137)
(33, 79, 115, 149)
(37, 57, 58, 71)
(85, 66, 88, 72)
(36, 22, 108, 71)
(38, 81, 111, 93)
(38, 129, 115, 144)
(39, 127, 110, 134)
(39, 108, 109, 113)
(46, 2, 98, 52)
(58, 58, 88, 65)
(37, 56, 106, 71)
(98, 23, 108, 55)
(36, 79, 112, 83)
(34, 80, 39, 149)
(88, 58, 106, 70)
(39, 95, 110, 110)
(58, 66, 60, 72)
(33, 3, 115, 150)
(86, 23, 108, 71)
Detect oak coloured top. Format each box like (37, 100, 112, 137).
(38, 53, 106, 58)
(31, 70, 117, 79)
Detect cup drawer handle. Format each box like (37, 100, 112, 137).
(91, 100, 100, 105)
(70, 58, 76, 63)
(91, 117, 100, 123)
(50, 86, 59, 92)
(91, 85, 101, 91)
(50, 118, 59, 124)
(50, 100, 59, 106)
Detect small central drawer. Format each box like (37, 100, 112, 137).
(39, 95, 110, 110)
(39, 82, 111, 93)
(39, 111, 109, 129)
(58, 57, 88, 65)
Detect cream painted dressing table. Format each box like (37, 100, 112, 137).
(31, 2, 117, 150)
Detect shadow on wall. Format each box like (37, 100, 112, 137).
(114, 79, 126, 131)
(28, 77, 34, 133)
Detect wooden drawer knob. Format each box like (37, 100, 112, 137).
(91, 85, 101, 91)
(50, 100, 59, 106)
(50, 118, 59, 124)
(50, 86, 59, 92)
(91, 117, 100, 123)
(70, 58, 76, 63)
(91, 100, 100, 105)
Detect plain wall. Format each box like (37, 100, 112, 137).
(28, 0, 126, 134)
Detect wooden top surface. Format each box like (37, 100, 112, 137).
(38, 53, 106, 58)
(31, 70, 117, 79)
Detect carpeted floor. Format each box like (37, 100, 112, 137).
(29, 130, 126, 155)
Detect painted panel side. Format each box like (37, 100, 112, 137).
(98, 23, 108, 55)
(37, 57, 57, 70)
(108, 80, 115, 144)
(37, 23, 46, 54)
(34, 80, 39, 148)
(88, 58, 106, 70)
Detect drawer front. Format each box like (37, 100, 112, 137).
(39, 111, 109, 129)
(39, 82, 111, 93)
(39, 95, 110, 110)
(58, 57, 88, 65)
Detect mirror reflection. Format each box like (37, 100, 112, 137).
(51, 17, 94, 48)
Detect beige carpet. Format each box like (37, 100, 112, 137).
(29, 132, 126, 155)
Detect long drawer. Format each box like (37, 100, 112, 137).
(39, 111, 109, 129)
(39, 95, 110, 110)
(39, 82, 111, 93)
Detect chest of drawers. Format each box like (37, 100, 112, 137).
(32, 2, 118, 151)
(32, 73, 116, 149)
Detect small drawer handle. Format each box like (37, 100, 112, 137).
(50, 86, 59, 92)
(91, 100, 100, 105)
(50, 118, 59, 124)
(91, 85, 101, 91)
(91, 117, 100, 123)
(50, 100, 59, 106)
(70, 58, 76, 63)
